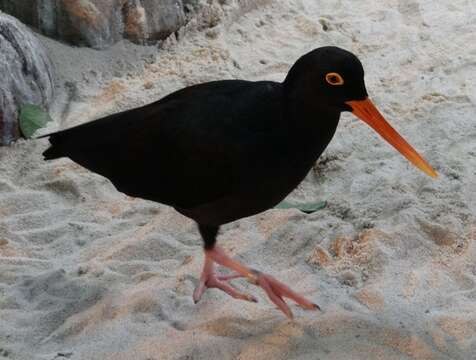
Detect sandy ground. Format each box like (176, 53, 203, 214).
(1, 0, 476, 359)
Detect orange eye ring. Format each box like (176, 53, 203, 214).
(325, 72, 344, 86)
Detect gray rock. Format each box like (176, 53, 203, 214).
(0, 12, 54, 145)
(0, 0, 185, 49)
(123, 0, 186, 43)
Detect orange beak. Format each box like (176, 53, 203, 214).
(346, 98, 437, 178)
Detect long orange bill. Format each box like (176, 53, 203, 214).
(346, 98, 437, 178)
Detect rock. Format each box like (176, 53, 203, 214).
(0, 0, 185, 49)
(126, 0, 186, 42)
(0, 12, 54, 145)
(59, 0, 126, 49)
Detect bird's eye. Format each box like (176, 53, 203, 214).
(325, 72, 344, 86)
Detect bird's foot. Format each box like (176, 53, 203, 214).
(193, 260, 257, 304)
(199, 245, 320, 319)
(247, 269, 320, 319)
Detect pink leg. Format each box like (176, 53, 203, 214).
(193, 246, 320, 318)
(193, 253, 257, 304)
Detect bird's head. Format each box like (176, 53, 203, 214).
(285, 46, 437, 178)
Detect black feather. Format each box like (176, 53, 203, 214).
(41, 48, 366, 226)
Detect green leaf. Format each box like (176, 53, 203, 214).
(275, 200, 327, 214)
(19, 104, 53, 139)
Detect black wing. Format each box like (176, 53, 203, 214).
(43, 80, 285, 209)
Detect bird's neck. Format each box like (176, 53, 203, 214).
(284, 87, 341, 158)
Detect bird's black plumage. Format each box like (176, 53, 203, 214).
(41, 46, 436, 315)
(43, 46, 367, 244)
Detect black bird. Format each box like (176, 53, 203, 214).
(42, 46, 437, 318)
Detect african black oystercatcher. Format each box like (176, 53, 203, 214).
(42, 46, 437, 318)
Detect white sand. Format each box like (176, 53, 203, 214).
(1, 1, 475, 359)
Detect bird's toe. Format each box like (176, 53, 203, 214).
(193, 280, 207, 304)
(207, 276, 257, 303)
(193, 274, 257, 304)
(256, 272, 320, 316)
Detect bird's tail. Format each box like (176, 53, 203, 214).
(41, 132, 65, 160)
